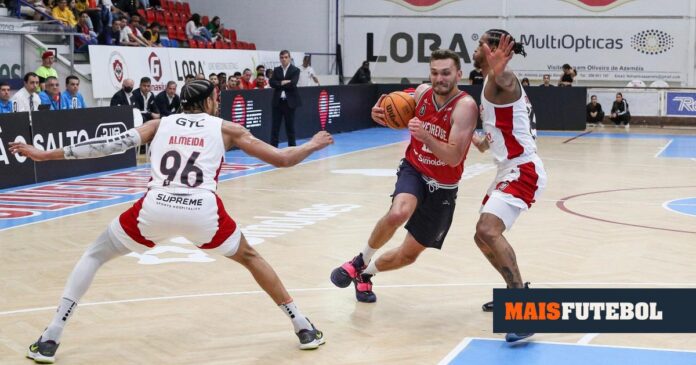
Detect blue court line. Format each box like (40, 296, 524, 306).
(441, 338, 696, 365)
(0, 128, 410, 231)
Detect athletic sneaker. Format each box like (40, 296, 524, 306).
(482, 283, 530, 312)
(330, 253, 366, 288)
(505, 332, 534, 342)
(354, 273, 377, 303)
(27, 337, 59, 364)
(296, 319, 326, 350)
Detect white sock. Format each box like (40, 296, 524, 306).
(42, 297, 77, 343)
(363, 259, 379, 276)
(361, 244, 378, 264)
(279, 301, 312, 332)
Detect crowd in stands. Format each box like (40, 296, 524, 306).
(9, 0, 256, 51)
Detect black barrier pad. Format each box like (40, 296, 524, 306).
(0, 112, 35, 189)
(32, 106, 136, 182)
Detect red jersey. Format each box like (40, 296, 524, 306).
(405, 87, 469, 185)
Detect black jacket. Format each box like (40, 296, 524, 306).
(132, 88, 159, 121)
(611, 99, 630, 116)
(270, 64, 301, 108)
(110, 89, 133, 107)
(154, 91, 181, 117)
(349, 67, 371, 85)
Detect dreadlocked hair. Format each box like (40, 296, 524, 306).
(485, 29, 527, 57)
(180, 79, 215, 113)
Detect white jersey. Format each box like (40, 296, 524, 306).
(147, 113, 225, 192)
(480, 76, 538, 166)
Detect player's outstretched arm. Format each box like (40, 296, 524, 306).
(222, 122, 333, 168)
(8, 119, 160, 162)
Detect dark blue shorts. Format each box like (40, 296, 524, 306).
(393, 159, 458, 249)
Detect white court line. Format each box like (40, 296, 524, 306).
(577, 333, 599, 344)
(4, 281, 696, 317)
(654, 139, 674, 158)
(438, 337, 696, 364)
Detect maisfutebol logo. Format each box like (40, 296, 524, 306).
(493, 289, 696, 333)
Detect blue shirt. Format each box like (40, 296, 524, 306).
(0, 100, 12, 113)
(39, 91, 61, 110)
(60, 91, 86, 109)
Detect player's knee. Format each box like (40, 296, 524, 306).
(385, 207, 411, 227)
(475, 220, 499, 244)
(399, 249, 420, 265)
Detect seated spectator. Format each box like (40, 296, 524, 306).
(61, 75, 87, 109)
(131, 77, 160, 121)
(154, 81, 180, 116)
(142, 22, 161, 47)
(186, 13, 213, 43)
(559, 64, 576, 87)
(0, 82, 13, 113)
(127, 14, 150, 45)
(206, 16, 229, 42)
(227, 76, 241, 90)
(240, 68, 253, 89)
(35, 51, 58, 92)
(540, 74, 554, 87)
(75, 11, 98, 52)
(348, 61, 371, 84)
(184, 74, 195, 84)
(254, 74, 267, 89)
(11, 72, 41, 112)
(120, 16, 147, 46)
(39, 76, 62, 110)
(52, 0, 77, 27)
(586, 95, 604, 127)
(521, 77, 530, 87)
(217, 72, 227, 91)
(110, 78, 134, 106)
(610, 92, 630, 130)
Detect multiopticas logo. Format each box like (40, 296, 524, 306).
(631, 29, 674, 55)
(505, 301, 663, 321)
(519, 34, 623, 52)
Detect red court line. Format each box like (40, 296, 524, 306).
(562, 130, 593, 144)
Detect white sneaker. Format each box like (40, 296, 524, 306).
(625, 124, 630, 131)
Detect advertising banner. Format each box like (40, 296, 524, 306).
(0, 112, 34, 189)
(0, 34, 22, 80)
(665, 91, 696, 117)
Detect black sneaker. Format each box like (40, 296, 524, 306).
(354, 273, 377, 303)
(505, 332, 534, 342)
(296, 319, 325, 350)
(27, 337, 59, 364)
(330, 253, 366, 288)
(482, 283, 530, 312)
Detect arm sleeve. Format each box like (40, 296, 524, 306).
(63, 128, 142, 159)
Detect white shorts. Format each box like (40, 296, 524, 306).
(110, 189, 241, 256)
(480, 155, 547, 230)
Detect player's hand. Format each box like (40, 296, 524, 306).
(408, 117, 429, 143)
(310, 130, 334, 149)
(482, 34, 514, 77)
(8, 142, 52, 161)
(471, 131, 489, 152)
(371, 94, 388, 126)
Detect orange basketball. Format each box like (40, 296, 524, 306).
(380, 91, 416, 129)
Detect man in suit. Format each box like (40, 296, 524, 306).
(154, 81, 181, 117)
(269, 50, 301, 147)
(110, 79, 135, 106)
(131, 76, 160, 121)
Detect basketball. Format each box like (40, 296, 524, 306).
(380, 91, 416, 129)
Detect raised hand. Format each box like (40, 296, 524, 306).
(310, 130, 334, 149)
(482, 34, 514, 77)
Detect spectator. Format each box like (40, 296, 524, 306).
(131, 76, 160, 121)
(559, 64, 576, 87)
(35, 51, 58, 92)
(110, 78, 134, 106)
(184, 74, 195, 84)
(206, 16, 228, 42)
(610, 92, 630, 130)
(240, 68, 253, 89)
(264, 68, 272, 82)
(348, 60, 371, 84)
(119, 18, 145, 46)
(142, 22, 161, 47)
(217, 72, 227, 91)
(0, 82, 12, 113)
(39, 76, 62, 110)
(255, 65, 268, 88)
(233, 71, 242, 78)
(469, 66, 484, 85)
(540, 74, 554, 87)
(75, 11, 98, 52)
(226, 76, 241, 90)
(586, 95, 604, 127)
(106, 18, 122, 45)
(195, 73, 206, 80)
(154, 81, 180, 116)
(61, 75, 87, 109)
(11, 72, 41, 112)
(127, 14, 150, 46)
(209, 73, 220, 100)
(521, 77, 530, 87)
(254, 74, 267, 89)
(269, 49, 301, 147)
(186, 13, 213, 43)
(298, 55, 319, 87)
(114, 0, 138, 17)
(52, 0, 78, 27)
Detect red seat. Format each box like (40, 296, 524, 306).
(206, 41, 213, 49)
(161, 0, 172, 12)
(201, 15, 209, 26)
(145, 9, 155, 23)
(176, 26, 186, 41)
(228, 29, 237, 42)
(172, 13, 181, 27)
(174, 2, 184, 14)
(155, 11, 165, 24)
(249, 42, 256, 50)
(137, 8, 146, 19)
(188, 39, 198, 48)
(214, 40, 223, 49)
(182, 2, 191, 17)
(163, 13, 173, 26)
(166, 24, 175, 38)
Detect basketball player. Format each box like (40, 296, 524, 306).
(330, 49, 479, 303)
(9, 80, 333, 363)
(470, 30, 547, 342)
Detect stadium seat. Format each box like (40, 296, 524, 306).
(161, 0, 172, 12)
(188, 39, 198, 48)
(206, 41, 213, 49)
(201, 15, 209, 26)
(137, 8, 146, 19)
(228, 29, 237, 42)
(250, 43, 256, 50)
(166, 25, 175, 38)
(173, 13, 182, 27)
(156, 11, 165, 25)
(176, 26, 186, 41)
(164, 13, 173, 26)
(215, 40, 223, 49)
(182, 2, 191, 17)
(161, 39, 170, 47)
(174, 2, 184, 14)
(146, 9, 156, 23)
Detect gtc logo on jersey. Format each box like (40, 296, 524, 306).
(559, 0, 634, 11)
(148, 52, 162, 82)
(175, 118, 203, 128)
(385, 0, 458, 11)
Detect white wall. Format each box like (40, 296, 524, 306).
(189, 0, 334, 74)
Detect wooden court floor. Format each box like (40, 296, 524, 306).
(1, 127, 695, 364)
